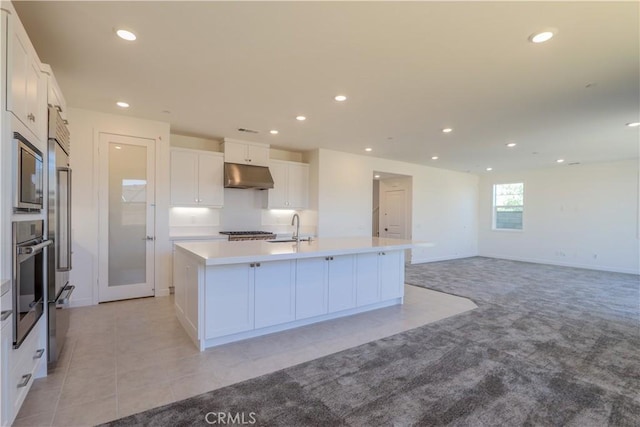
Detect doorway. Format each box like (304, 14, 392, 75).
(372, 172, 412, 240)
(98, 133, 156, 302)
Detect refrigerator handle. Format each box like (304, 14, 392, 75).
(57, 167, 72, 272)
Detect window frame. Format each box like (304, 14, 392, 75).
(492, 182, 525, 232)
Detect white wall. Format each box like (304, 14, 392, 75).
(478, 159, 639, 274)
(67, 108, 171, 306)
(315, 149, 479, 263)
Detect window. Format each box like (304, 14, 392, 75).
(493, 182, 524, 230)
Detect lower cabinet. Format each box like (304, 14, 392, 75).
(2, 316, 46, 426)
(254, 260, 295, 328)
(296, 255, 357, 320)
(356, 251, 404, 306)
(175, 249, 405, 349)
(205, 263, 255, 339)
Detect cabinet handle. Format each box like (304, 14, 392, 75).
(250, 263, 255, 267)
(34, 348, 45, 359)
(0, 310, 12, 321)
(330, 257, 334, 261)
(325, 257, 330, 261)
(17, 374, 32, 388)
(55, 105, 63, 112)
(256, 262, 261, 267)
(63, 119, 69, 125)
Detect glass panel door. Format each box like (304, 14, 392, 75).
(99, 134, 155, 302)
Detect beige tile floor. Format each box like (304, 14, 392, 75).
(12, 285, 476, 426)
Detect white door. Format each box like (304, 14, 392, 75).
(98, 133, 155, 302)
(381, 189, 407, 239)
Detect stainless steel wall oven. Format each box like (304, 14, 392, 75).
(13, 220, 51, 348)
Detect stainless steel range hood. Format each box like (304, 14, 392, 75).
(224, 162, 274, 190)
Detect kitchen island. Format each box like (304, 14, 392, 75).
(173, 237, 420, 350)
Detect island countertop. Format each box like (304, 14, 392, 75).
(174, 237, 428, 266)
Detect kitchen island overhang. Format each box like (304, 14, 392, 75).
(173, 237, 428, 350)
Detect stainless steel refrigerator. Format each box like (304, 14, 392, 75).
(47, 106, 74, 364)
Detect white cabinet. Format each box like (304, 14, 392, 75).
(266, 160, 309, 209)
(222, 139, 269, 166)
(7, 13, 46, 141)
(3, 317, 46, 426)
(327, 255, 357, 312)
(356, 253, 380, 306)
(42, 64, 67, 120)
(173, 248, 200, 340)
(1, 310, 12, 427)
(356, 251, 405, 307)
(254, 260, 295, 328)
(204, 259, 294, 337)
(296, 254, 356, 319)
(205, 263, 255, 339)
(295, 258, 328, 319)
(379, 251, 404, 300)
(170, 149, 224, 207)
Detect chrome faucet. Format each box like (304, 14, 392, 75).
(291, 213, 300, 243)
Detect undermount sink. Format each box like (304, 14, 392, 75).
(267, 238, 312, 243)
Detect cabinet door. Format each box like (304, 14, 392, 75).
(247, 144, 269, 166)
(173, 249, 187, 313)
(287, 163, 309, 209)
(198, 153, 224, 206)
(1, 315, 13, 427)
(379, 251, 404, 300)
(205, 264, 254, 338)
(223, 141, 248, 164)
(328, 255, 357, 312)
(9, 28, 29, 125)
(170, 150, 198, 206)
(296, 258, 328, 319)
(26, 58, 44, 137)
(267, 161, 288, 208)
(355, 253, 380, 306)
(254, 260, 295, 328)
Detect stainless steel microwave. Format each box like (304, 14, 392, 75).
(14, 132, 44, 212)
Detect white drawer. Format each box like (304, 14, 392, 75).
(8, 316, 46, 422)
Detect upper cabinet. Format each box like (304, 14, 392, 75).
(41, 64, 67, 121)
(266, 159, 309, 209)
(7, 11, 46, 142)
(222, 139, 269, 167)
(171, 149, 224, 207)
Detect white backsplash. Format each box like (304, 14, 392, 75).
(170, 189, 317, 236)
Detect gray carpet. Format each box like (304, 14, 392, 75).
(103, 257, 640, 426)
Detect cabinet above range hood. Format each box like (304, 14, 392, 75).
(223, 162, 274, 190)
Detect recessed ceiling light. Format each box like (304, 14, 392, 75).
(334, 95, 347, 102)
(365, 148, 373, 152)
(374, 174, 380, 179)
(442, 128, 453, 133)
(269, 130, 279, 135)
(486, 167, 493, 171)
(114, 146, 122, 150)
(296, 116, 306, 121)
(529, 31, 554, 43)
(626, 122, 640, 127)
(556, 159, 565, 163)
(431, 156, 439, 160)
(116, 101, 129, 108)
(506, 142, 517, 148)
(116, 29, 137, 41)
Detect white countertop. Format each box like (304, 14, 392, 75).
(175, 237, 429, 266)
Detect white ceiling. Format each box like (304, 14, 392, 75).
(12, 1, 640, 173)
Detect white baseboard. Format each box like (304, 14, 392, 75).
(155, 288, 171, 297)
(68, 297, 93, 308)
(479, 253, 639, 275)
(411, 253, 477, 265)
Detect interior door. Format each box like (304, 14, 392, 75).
(381, 189, 407, 239)
(98, 133, 155, 302)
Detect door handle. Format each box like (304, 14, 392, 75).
(143, 236, 155, 241)
(0, 310, 12, 322)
